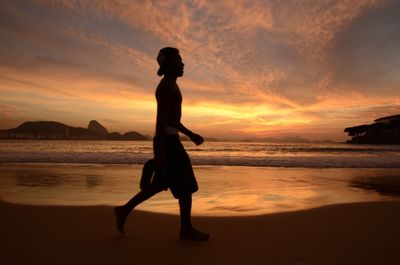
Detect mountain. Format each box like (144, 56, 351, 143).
(0, 120, 150, 141)
(88, 120, 108, 136)
(9, 121, 69, 134)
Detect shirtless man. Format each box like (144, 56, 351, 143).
(114, 47, 209, 241)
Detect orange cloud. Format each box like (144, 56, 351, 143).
(1, 0, 399, 140)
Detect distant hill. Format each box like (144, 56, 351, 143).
(250, 136, 310, 143)
(122, 131, 148, 141)
(344, 114, 400, 144)
(0, 120, 150, 141)
(181, 135, 329, 143)
(236, 136, 334, 143)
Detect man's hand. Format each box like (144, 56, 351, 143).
(190, 133, 204, 146)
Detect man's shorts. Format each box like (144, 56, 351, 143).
(152, 135, 198, 199)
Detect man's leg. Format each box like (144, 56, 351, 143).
(114, 186, 163, 234)
(178, 192, 193, 231)
(178, 192, 210, 241)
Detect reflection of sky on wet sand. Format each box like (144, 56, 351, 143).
(0, 164, 399, 216)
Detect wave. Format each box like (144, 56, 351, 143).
(1, 152, 400, 168)
(184, 146, 400, 154)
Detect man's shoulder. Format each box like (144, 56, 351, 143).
(156, 79, 177, 96)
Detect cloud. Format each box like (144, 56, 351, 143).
(0, 0, 399, 139)
(0, 104, 25, 117)
(329, 0, 400, 95)
(33, 56, 86, 69)
(356, 104, 400, 121)
(2, 0, 386, 102)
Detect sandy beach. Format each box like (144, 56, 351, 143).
(1, 200, 400, 265)
(1, 163, 399, 264)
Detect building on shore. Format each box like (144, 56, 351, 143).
(344, 114, 400, 144)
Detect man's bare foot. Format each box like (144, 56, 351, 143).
(114, 206, 127, 235)
(179, 228, 210, 241)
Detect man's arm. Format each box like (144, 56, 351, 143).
(177, 122, 204, 146)
(177, 122, 194, 137)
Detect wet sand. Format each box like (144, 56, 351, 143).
(1, 163, 400, 216)
(1, 200, 400, 265)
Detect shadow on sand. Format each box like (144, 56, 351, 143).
(350, 176, 400, 196)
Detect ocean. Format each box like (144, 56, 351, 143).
(1, 139, 400, 168)
(1, 139, 400, 216)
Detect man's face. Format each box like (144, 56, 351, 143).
(167, 55, 184, 77)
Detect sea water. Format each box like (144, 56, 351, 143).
(1, 140, 400, 168)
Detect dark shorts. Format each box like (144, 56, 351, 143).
(152, 135, 198, 199)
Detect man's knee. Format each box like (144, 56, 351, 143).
(177, 192, 192, 201)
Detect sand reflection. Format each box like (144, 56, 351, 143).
(16, 172, 63, 187)
(0, 164, 399, 216)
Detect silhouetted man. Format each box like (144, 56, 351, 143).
(114, 47, 209, 241)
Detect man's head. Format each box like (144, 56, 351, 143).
(157, 47, 184, 77)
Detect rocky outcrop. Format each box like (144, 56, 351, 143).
(344, 114, 400, 144)
(88, 120, 108, 136)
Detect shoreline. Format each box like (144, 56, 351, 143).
(1, 200, 400, 264)
(2, 160, 400, 168)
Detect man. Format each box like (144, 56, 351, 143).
(114, 47, 209, 241)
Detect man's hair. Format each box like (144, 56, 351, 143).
(157, 47, 180, 76)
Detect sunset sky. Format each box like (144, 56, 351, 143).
(1, 0, 400, 141)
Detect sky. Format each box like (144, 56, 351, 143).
(1, 0, 400, 141)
